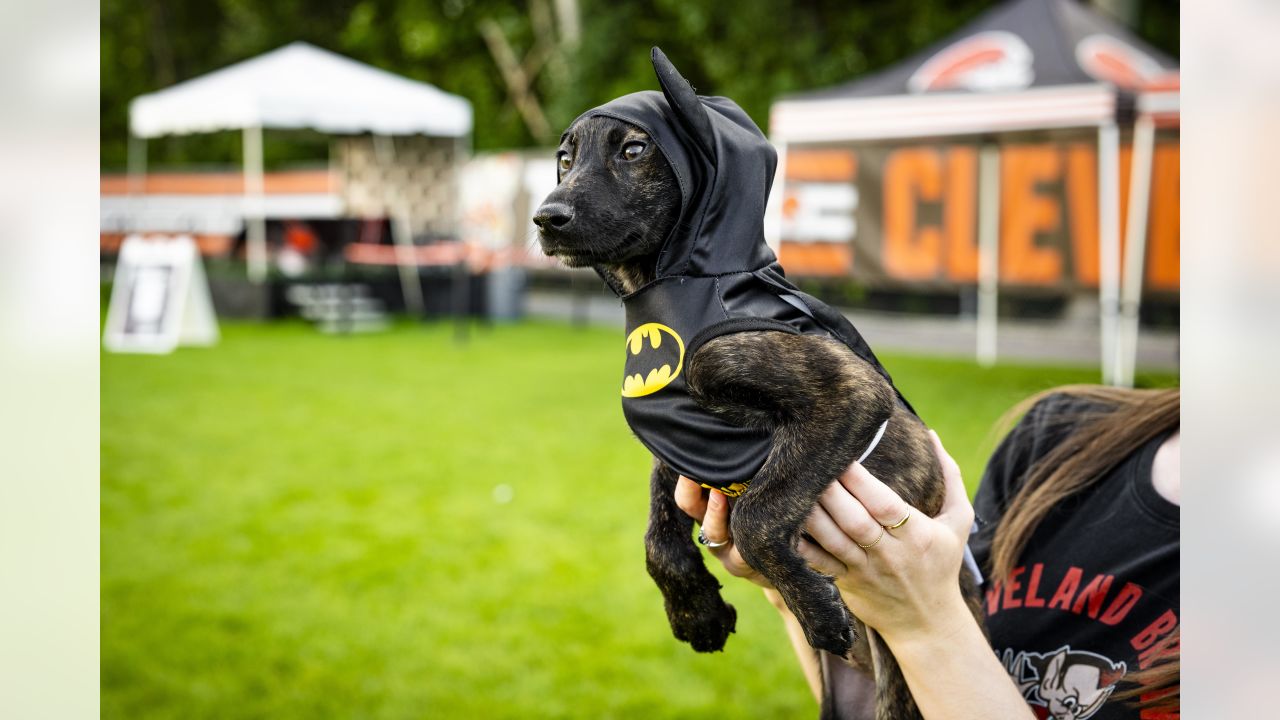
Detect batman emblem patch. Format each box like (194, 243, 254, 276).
(621, 322, 684, 398)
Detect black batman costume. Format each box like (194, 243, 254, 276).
(572, 49, 915, 494)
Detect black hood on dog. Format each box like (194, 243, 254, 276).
(565, 47, 778, 281)
(565, 48, 915, 489)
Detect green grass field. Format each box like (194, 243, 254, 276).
(102, 320, 1176, 718)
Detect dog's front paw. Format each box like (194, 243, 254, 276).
(806, 617, 855, 659)
(791, 585, 856, 658)
(666, 592, 737, 652)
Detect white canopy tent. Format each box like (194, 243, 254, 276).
(127, 41, 474, 293)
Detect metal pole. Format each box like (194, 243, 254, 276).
(373, 135, 427, 317)
(243, 125, 269, 284)
(454, 134, 468, 235)
(1097, 122, 1122, 385)
(1117, 115, 1156, 388)
(976, 143, 1000, 367)
(126, 134, 147, 234)
(450, 133, 470, 343)
(765, 139, 788, 256)
(452, 256, 470, 344)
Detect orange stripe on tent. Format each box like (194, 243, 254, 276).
(777, 242, 853, 276)
(785, 150, 857, 182)
(101, 170, 337, 196)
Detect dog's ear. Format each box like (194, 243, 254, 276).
(651, 47, 714, 158)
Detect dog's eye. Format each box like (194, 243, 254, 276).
(622, 142, 646, 161)
(558, 153, 572, 172)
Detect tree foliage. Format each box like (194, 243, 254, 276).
(101, 0, 1178, 170)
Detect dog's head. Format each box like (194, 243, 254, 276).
(534, 48, 776, 279)
(533, 115, 681, 268)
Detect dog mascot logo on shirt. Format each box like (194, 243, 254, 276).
(1003, 645, 1127, 720)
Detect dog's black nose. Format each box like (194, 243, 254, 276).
(533, 202, 574, 230)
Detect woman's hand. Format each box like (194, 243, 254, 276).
(675, 477, 826, 701)
(677, 431, 975, 643)
(677, 435, 1032, 719)
(673, 478, 775, 589)
(801, 430, 976, 646)
(807, 431, 1034, 720)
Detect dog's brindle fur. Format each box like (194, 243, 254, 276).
(536, 116, 983, 720)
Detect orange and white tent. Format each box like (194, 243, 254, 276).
(767, 0, 1178, 385)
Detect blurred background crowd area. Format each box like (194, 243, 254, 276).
(100, 0, 1180, 381)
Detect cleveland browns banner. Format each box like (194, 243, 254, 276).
(778, 139, 1179, 295)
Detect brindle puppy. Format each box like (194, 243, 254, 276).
(535, 67, 982, 720)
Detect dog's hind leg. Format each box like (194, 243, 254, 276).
(686, 331, 898, 659)
(645, 457, 737, 652)
(869, 629, 923, 720)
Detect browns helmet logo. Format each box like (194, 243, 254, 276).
(908, 30, 1034, 93)
(1075, 34, 1174, 90)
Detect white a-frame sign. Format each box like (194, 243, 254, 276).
(104, 235, 220, 354)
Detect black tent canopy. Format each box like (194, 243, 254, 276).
(771, 0, 1176, 141)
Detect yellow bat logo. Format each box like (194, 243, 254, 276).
(703, 481, 750, 497)
(621, 322, 685, 397)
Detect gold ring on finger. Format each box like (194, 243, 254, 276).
(856, 527, 886, 550)
(885, 510, 911, 530)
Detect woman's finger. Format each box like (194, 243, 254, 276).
(721, 545, 759, 579)
(798, 507, 852, 576)
(838, 461, 914, 529)
(799, 537, 848, 578)
(701, 490, 731, 546)
(815, 483, 885, 557)
(674, 476, 708, 521)
(675, 484, 774, 588)
(928, 431, 976, 539)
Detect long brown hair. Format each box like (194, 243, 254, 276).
(990, 384, 1179, 713)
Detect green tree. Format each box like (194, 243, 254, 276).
(100, 0, 1178, 171)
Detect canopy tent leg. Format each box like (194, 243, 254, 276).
(126, 134, 147, 234)
(243, 125, 269, 284)
(1097, 122, 1122, 385)
(976, 143, 1001, 367)
(373, 135, 427, 317)
(451, 132, 472, 344)
(454, 133, 470, 231)
(764, 139, 788, 256)
(1117, 115, 1156, 388)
